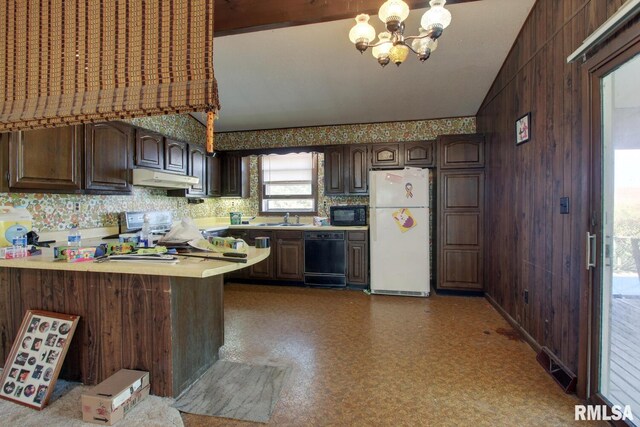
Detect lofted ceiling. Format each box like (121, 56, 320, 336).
(193, 0, 535, 132)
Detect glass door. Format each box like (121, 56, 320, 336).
(599, 52, 640, 423)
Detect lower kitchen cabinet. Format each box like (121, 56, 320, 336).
(347, 231, 369, 286)
(275, 231, 304, 281)
(247, 230, 274, 279)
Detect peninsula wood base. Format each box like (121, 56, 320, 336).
(0, 268, 224, 397)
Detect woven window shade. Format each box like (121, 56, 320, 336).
(0, 0, 219, 132)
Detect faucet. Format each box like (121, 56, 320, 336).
(283, 212, 290, 224)
(295, 215, 300, 224)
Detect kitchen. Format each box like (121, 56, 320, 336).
(1, 0, 640, 426)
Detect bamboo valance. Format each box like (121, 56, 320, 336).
(0, 0, 219, 132)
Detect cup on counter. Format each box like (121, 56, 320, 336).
(229, 212, 242, 225)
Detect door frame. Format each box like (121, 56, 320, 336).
(582, 19, 640, 421)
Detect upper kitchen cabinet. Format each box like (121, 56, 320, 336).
(370, 143, 402, 169)
(8, 126, 83, 192)
(323, 145, 368, 196)
(324, 145, 345, 195)
(164, 139, 188, 175)
(84, 122, 134, 194)
(134, 129, 164, 170)
(187, 144, 207, 197)
(403, 140, 434, 167)
(207, 155, 222, 197)
(221, 154, 250, 198)
(438, 134, 485, 169)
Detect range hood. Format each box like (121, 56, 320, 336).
(132, 168, 199, 189)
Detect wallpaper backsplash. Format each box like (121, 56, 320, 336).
(1, 115, 475, 232)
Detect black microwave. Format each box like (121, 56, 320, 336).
(330, 205, 367, 226)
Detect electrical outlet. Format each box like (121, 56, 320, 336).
(74, 202, 81, 212)
(524, 290, 529, 304)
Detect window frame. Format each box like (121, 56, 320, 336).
(258, 152, 319, 216)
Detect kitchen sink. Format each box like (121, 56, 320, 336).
(256, 222, 307, 227)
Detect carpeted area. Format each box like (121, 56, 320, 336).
(173, 361, 290, 423)
(0, 373, 183, 426)
(182, 284, 604, 427)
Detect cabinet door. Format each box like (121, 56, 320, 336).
(9, 126, 83, 191)
(275, 231, 304, 281)
(324, 145, 345, 195)
(437, 170, 484, 291)
(84, 122, 133, 194)
(247, 230, 274, 279)
(347, 145, 368, 194)
(164, 139, 188, 175)
(221, 155, 249, 197)
(403, 141, 434, 167)
(438, 134, 485, 169)
(347, 231, 369, 285)
(0, 133, 8, 193)
(207, 155, 222, 197)
(187, 144, 207, 196)
(135, 129, 164, 169)
(370, 143, 402, 169)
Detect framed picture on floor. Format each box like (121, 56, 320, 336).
(516, 112, 531, 145)
(0, 310, 79, 410)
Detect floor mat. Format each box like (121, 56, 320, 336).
(172, 360, 290, 423)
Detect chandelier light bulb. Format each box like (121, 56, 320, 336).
(349, 14, 377, 51)
(389, 44, 409, 66)
(372, 32, 393, 60)
(421, 0, 452, 38)
(379, 0, 410, 33)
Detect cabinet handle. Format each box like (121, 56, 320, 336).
(586, 232, 596, 270)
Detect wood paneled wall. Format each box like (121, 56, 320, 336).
(476, 0, 628, 379)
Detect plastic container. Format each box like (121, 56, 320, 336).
(0, 207, 33, 247)
(229, 212, 242, 225)
(67, 225, 82, 249)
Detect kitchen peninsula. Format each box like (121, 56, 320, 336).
(0, 245, 270, 397)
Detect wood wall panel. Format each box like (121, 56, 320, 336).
(477, 0, 625, 388)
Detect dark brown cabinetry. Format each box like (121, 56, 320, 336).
(247, 230, 275, 279)
(187, 144, 207, 197)
(275, 230, 304, 281)
(221, 154, 250, 198)
(8, 126, 84, 192)
(324, 145, 345, 195)
(134, 129, 164, 170)
(164, 139, 188, 175)
(0, 133, 9, 193)
(84, 122, 134, 194)
(439, 134, 484, 169)
(403, 140, 434, 167)
(324, 145, 368, 196)
(370, 143, 401, 169)
(347, 231, 369, 286)
(437, 134, 484, 291)
(207, 155, 222, 197)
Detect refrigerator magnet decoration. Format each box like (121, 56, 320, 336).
(405, 183, 414, 198)
(392, 208, 417, 233)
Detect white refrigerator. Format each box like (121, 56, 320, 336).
(369, 168, 430, 297)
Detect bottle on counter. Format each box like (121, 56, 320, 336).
(67, 224, 82, 249)
(138, 214, 151, 248)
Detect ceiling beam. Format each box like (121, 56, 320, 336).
(214, 0, 480, 37)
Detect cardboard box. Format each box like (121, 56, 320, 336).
(81, 369, 150, 425)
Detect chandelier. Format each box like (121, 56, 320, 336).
(348, 0, 452, 67)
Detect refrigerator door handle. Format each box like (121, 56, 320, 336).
(370, 208, 377, 243)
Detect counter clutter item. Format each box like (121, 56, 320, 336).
(255, 237, 271, 248)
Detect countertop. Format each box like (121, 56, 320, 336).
(201, 224, 369, 232)
(0, 241, 270, 279)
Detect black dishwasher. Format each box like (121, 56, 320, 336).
(304, 231, 346, 287)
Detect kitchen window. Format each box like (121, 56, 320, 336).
(259, 153, 318, 214)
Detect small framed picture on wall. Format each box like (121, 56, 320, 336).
(516, 112, 531, 145)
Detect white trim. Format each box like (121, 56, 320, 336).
(567, 0, 640, 63)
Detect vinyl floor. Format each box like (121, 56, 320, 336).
(182, 284, 602, 427)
